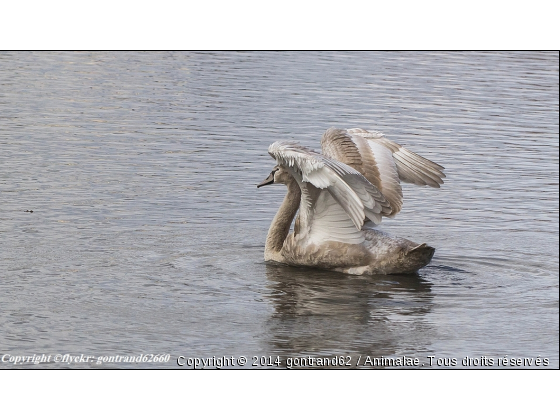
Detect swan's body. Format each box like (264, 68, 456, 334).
(258, 128, 445, 275)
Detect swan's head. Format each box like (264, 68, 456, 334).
(257, 165, 292, 188)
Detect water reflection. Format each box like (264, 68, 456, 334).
(263, 262, 435, 366)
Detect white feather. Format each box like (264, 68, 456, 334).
(269, 141, 391, 230)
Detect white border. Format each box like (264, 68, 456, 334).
(1, 1, 559, 49)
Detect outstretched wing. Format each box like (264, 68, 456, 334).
(321, 127, 445, 217)
(268, 142, 392, 244)
(347, 128, 446, 188)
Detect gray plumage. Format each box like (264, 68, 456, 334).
(258, 127, 445, 275)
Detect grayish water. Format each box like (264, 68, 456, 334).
(1, 51, 558, 369)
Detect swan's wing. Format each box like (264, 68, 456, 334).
(347, 128, 446, 188)
(268, 141, 392, 232)
(321, 127, 445, 217)
(321, 127, 402, 216)
(299, 182, 365, 245)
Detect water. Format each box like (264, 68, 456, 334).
(0, 51, 557, 369)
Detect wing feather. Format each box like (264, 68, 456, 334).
(322, 127, 403, 216)
(268, 141, 391, 230)
(307, 190, 364, 245)
(355, 130, 446, 187)
(322, 127, 445, 215)
(364, 140, 403, 216)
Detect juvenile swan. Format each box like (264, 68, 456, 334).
(257, 128, 446, 275)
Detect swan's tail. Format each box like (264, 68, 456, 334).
(403, 243, 435, 273)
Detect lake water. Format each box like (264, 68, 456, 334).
(1, 51, 558, 369)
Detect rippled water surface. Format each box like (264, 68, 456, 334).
(1, 51, 558, 368)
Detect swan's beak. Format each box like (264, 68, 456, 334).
(257, 172, 275, 188)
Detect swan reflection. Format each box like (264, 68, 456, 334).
(262, 263, 435, 366)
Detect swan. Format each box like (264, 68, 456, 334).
(257, 127, 445, 275)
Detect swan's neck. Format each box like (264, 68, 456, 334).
(265, 178, 301, 261)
